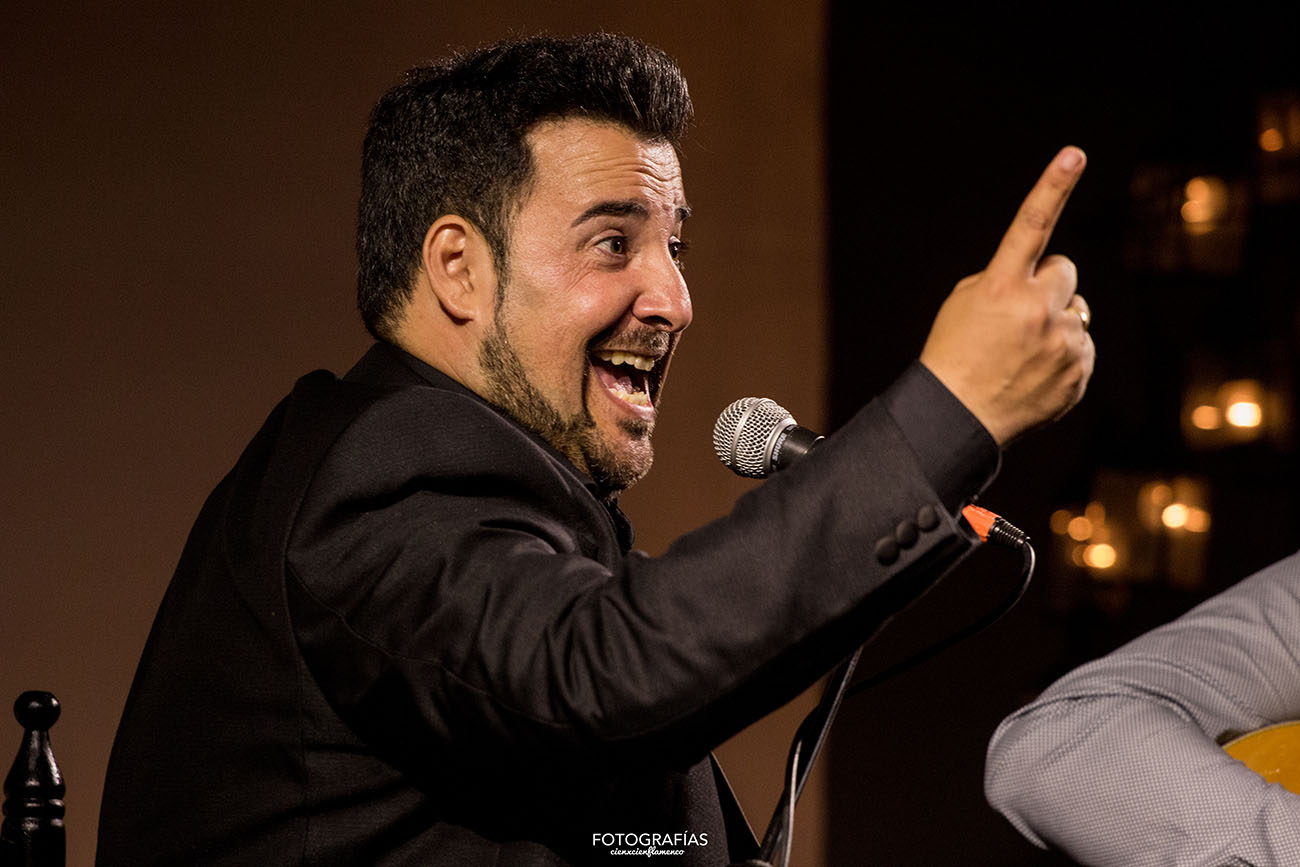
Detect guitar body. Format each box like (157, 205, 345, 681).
(1223, 720, 1300, 794)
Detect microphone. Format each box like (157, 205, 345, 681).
(712, 397, 824, 478)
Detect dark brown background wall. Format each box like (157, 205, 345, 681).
(1, 4, 829, 864)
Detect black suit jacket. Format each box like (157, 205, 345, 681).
(97, 343, 997, 865)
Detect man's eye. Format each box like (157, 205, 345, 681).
(599, 236, 628, 255)
(670, 239, 689, 268)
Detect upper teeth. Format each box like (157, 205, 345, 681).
(595, 350, 655, 371)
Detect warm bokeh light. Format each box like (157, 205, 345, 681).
(1180, 200, 1211, 222)
(1146, 482, 1173, 506)
(1162, 503, 1190, 529)
(1160, 502, 1211, 533)
(1181, 175, 1228, 234)
(1185, 507, 1211, 533)
(1225, 400, 1263, 428)
(1260, 127, 1285, 152)
(1139, 481, 1174, 530)
(1062, 473, 1212, 586)
(1083, 543, 1117, 569)
(1184, 177, 1209, 199)
(1184, 379, 1281, 448)
(1191, 404, 1221, 430)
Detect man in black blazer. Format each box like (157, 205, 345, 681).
(97, 32, 1095, 865)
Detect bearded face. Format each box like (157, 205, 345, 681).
(473, 118, 691, 493)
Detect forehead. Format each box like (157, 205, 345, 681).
(522, 117, 686, 217)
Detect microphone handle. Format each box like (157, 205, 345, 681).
(771, 426, 823, 473)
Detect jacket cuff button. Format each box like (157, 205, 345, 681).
(916, 505, 939, 532)
(874, 537, 900, 565)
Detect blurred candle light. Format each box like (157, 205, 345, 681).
(1185, 378, 1277, 447)
(1184, 507, 1211, 533)
(1067, 516, 1094, 541)
(1139, 481, 1174, 530)
(1225, 399, 1263, 428)
(1257, 92, 1300, 204)
(1161, 503, 1190, 529)
(1084, 543, 1117, 569)
(1057, 473, 1211, 588)
(1147, 483, 1173, 506)
(1191, 404, 1221, 430)
(1181, 175, 1228, 235)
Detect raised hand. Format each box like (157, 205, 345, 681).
(919, 146, 1095, 446)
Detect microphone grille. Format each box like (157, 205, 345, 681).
(713, 397, 796, 478)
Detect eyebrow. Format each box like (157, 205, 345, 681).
(571, 199, 692, 227)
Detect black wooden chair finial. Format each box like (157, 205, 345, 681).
(1, 691, 65, 867)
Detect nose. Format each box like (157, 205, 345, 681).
(632, 250, 693, 333)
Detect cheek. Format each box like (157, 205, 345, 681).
(510, 286, 626, 355)
(499, 315, 592, 398)
(501, 260, 633, 371)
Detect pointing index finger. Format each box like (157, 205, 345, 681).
(989, 146, 1086, 276)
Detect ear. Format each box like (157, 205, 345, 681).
(419, 215, 498, 323)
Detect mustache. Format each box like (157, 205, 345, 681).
(589, 325, 674, 356)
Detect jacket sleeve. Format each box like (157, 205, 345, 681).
(284, 362, 997, 784)
(985, 551, 1300, 866)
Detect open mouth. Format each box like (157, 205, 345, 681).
(590, 348, 658, 408)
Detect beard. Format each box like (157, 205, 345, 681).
(478, 320, 654, 495)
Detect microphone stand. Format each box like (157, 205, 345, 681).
(739, 649, 861, 867)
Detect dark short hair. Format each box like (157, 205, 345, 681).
(355, 32, 694, 341)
